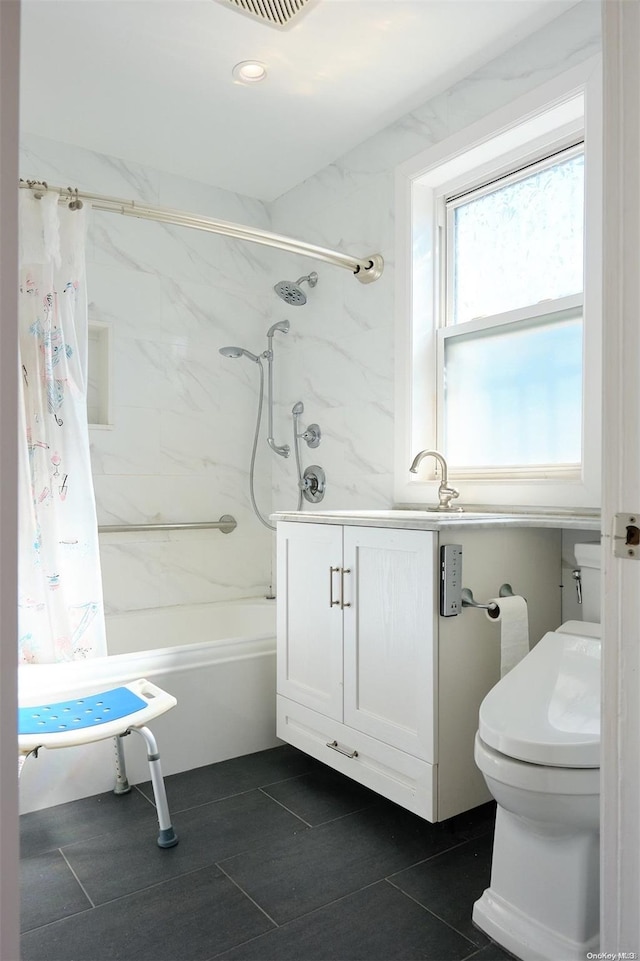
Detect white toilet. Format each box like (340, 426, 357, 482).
(472, 542, 601, 961)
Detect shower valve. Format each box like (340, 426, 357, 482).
(301, 466, 326, 503)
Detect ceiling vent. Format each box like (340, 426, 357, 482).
(217, 0, 315, 29)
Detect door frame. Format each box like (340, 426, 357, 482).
(600, 0, 640, 949)
(0, 3, 20, 960)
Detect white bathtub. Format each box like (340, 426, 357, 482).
(19, 598, 279, 814)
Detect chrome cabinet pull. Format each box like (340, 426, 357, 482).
(340, 567, 351, 609)
(329, 566, 341, 607)
(326, 739, 358, 759)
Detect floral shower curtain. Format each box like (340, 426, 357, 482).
(18, 190, 107, 663)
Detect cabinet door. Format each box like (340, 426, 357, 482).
(276, 522, 344, 720)
(343, 526, 437, 761)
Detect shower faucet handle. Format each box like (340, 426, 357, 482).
(301, 466, 326, 503)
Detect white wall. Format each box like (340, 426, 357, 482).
(269, 1, 602, 513)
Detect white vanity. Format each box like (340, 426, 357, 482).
(274, 509, 599, 822)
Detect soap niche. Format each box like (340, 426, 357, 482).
(87, 321, 112, 428)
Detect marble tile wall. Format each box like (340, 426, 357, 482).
(20, 135, 286, 612)
(269, 1, 602, 513)
(19, 2, 602, 614)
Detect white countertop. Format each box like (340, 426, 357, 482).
(272, 508, 601, 532)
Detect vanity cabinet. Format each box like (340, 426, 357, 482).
(276, 517, 565, 822)
(276, 521, 438, 818)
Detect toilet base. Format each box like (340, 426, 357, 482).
(473, 889, 599, 961)
(473, 802, 599, 961)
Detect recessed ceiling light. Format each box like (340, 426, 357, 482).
(232, 61, 267, 85)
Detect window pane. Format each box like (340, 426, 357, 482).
(452, 153, 584, 325)
(443, 314, 582, 468)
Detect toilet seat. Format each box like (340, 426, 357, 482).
(479, 623, 601, 768)
(475, 734, 601, 797)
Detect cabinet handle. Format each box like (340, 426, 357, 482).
(340, 567, 351, 609)
(329, 566, 341, 607)
(326, 739, 358, 759)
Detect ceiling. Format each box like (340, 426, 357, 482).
(20, 0, 581, 203)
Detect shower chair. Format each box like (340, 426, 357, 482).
(18, 678, 179, 848)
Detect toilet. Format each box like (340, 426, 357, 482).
(472, 542, 601, 961)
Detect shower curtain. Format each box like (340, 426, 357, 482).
(18, 190, 107, 663)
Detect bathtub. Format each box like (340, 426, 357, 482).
(18, 598, 279, 814)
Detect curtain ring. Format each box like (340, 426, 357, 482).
(68, 187, 83, 211)
(25, 179, 48, 200)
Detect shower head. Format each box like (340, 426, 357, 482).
(219, 345, 261, 363)
(274, 272, 318, 306)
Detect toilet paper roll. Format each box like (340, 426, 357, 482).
(486, 595, 529, 677)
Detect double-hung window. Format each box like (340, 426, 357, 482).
(396, 62, 601, 509)
(439, 143, 584, 476)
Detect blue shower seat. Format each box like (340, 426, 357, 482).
(18, 678, 179, 848)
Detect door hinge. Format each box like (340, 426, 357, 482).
(613, 513, 640, 559)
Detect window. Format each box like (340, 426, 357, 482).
(440, 144, 584, 474)
(449, 148, 584, 325)
(395, 61, 602, 509)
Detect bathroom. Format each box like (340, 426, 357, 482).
(2, 0, 640, 959)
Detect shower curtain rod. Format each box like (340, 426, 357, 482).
(19, 180, 384, 284)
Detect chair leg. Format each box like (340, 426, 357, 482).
(18, 748, 39, 778)
(130, 726, 178, 848)
(113, 735, 131, 795)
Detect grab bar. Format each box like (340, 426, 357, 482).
(98, 514, 237, 535)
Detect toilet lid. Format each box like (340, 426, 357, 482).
(478, 628, 601, 767)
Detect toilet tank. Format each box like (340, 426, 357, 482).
(574, 542, 601, 623)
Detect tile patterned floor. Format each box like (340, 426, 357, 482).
(20, 745, 515, 961)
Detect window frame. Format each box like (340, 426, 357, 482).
(393, 59, 602, 510)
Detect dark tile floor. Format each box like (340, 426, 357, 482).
(20, 745, 514, 961)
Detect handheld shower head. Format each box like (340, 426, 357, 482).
(266, 320, 290, 338)
(274, 272, 318, 306)
(219, 346, 261, 363)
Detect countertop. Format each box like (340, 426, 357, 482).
(272, 508, 601, 532)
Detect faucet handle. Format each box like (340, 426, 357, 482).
(438, 483, 460, 509)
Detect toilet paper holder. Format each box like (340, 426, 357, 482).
(461, 583, 516, 618)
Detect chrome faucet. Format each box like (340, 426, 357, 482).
(409, 449, 462, 511)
